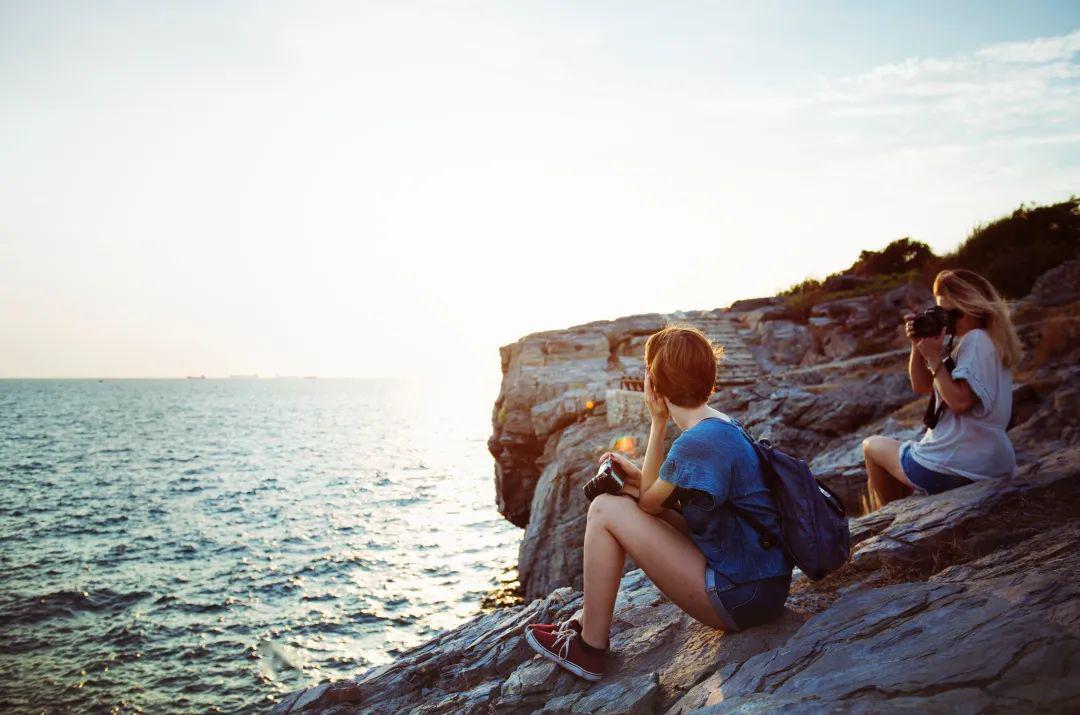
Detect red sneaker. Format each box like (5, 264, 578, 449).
(524, 622, 605, 681)
(525, 618, 581, 637)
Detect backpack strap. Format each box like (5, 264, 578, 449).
(722, 419, 796, 562)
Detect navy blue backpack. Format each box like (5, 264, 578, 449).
(728, 422, 851, 580)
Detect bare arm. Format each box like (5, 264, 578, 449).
(931, 368, 977, 414)
(638, 422, 677, 515)
(916, 326, 977, 414)
(639, 420, 666, 497)
(908, 344, 934, 395)
(611, 417, 676, 513)
(904, 313, 934, 396)
(636, 374, 678, 515)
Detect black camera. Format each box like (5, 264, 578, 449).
(911, 306, 962, 338)
(582, 457, 626, 501)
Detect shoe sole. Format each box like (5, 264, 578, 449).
(524, 627, 603, 682)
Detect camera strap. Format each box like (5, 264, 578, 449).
(922, 335, 956, 430)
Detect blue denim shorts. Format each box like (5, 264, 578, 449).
(705, 569, 791, 631)
(900, 443, 974, 495)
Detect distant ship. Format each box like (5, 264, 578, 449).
(186, 375, 206, 380)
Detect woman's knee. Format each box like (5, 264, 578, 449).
(587, 492, 622, 523)
(862, 435, 889, 461)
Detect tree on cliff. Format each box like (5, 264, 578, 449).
(850, 237, 936, 278)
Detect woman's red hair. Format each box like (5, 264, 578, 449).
(644, 325, 723, 408)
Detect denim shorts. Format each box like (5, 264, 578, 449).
(705, 568, 791, 631)
(900, 443, 974, 495)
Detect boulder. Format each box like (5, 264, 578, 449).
(531, 389, 596, 438)
(1027, 257, 1080, 307)
(1007, 382, 1041, 430)
(818, 330, 858, 360)
(686, 521, 1080, 713)
(1008, 368, 1080, 459)
(605, 389, 649, 427)
(744, 305, 794, 332)
(846, 446, 1080, 575)
(797, 287, 924, 364)
(755, 320, 812, 366)
(881, 283, 932, 315)
(738, 372, 916, 463)
(727, 296, 783, 312)
(808, 295, 876, 332)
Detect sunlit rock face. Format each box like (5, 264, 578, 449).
(488, 312, 681, 529)
(604, 389, 649, 427)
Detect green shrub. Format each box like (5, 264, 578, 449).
(780, 197, 1079, 319)
(939, 197, 1079, 299)
(781, 277, 824, 297)
(785, 271, 921, 323)
(785, 287, 830, 322)
(851, 238, 936, 277)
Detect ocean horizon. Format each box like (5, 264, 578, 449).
(0, 377, 520, 713)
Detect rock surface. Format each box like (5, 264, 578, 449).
(272, 448, 1080, 714)
(695, 520, 1080, 713)
(1028, 257, 1080, 307)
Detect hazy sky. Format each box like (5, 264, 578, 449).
(2, 1, 1078, 379)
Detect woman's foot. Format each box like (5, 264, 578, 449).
(524, 624, 605, 681)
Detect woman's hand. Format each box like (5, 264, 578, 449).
(644, 372, 670, 422)
(599, 451, 642, 492)
(915, 326, 947, 366)
(903, 313, 917, 343)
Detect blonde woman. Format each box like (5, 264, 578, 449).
(863, 269, 1023, 510)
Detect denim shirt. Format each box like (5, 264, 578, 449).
(659, 415, 792, 584)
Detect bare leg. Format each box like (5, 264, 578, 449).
(564, 506, 686, 627)
(580, 494, 726, 650)
(862, 436, 915, 512)
(658, 507, 690, 537)
(614, 486, 688, 537)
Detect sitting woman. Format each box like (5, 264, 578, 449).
(524, 325, 793, 681)
(863, 269, 1022, 510)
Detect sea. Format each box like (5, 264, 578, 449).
(0, 378, 522, 713)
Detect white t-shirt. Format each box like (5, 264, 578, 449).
(904, 328, 1017, 480)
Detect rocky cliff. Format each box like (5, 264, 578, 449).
(273, 258, 1080, 714)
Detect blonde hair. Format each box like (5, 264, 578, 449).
(933, 269, 1022, 368)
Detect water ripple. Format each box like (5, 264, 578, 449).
(0, 378, 520, 714)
